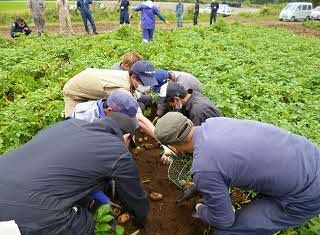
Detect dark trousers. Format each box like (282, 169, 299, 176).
(210, 12, 217, 24)
(215, 194, 320, 235)
(80, 10, 97, 33)
(193, 13, 199, 25)
(120, 10, 130, 24)
(137, 95, 152, 112)
(142, 28, 154, 41)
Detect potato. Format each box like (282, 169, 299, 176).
(113, 208, 122, 217)
(138, 138, 143, 142)
(117, 213, 130, 224)
(150, 192, 163, 201)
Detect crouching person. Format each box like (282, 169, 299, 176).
(155, 112, 320, 235)
(0, 112, 149, 234)
(10, 18, 32, 38)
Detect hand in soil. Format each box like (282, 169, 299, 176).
(118, 213, 130, 224)
(132, 147, 143, 156)
(160, 153, 173, 165)
(150, 192, 163, 201)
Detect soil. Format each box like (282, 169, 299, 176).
(122, 126, 250, 235)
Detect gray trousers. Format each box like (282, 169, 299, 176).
(33, 13, 46, 35)
(215, 196, 320, 235)
(176, 14, 183, 27)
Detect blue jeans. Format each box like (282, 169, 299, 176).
(80, 10, 96, 33)
(176, 14, 183, 27)
(142, 28, 154, 41)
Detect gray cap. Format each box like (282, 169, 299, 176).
(155, 112, 194, 145)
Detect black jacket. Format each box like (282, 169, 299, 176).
(10, 19, 32, 38)
(0, 118, 149, 234)
(210, 2, 219, 13)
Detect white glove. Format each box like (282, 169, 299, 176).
(160, 145, 174, 165)
(161, 153, 173, 165)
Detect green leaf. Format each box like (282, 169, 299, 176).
(116, 225, 125, 235)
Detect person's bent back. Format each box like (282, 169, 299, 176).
(0, 117, 149, 234)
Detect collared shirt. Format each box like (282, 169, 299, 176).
(169, 71, 203, 94)
(184, 91, 222, 126)
(192, 117, 320, 228)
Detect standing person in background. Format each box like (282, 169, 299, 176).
(210, 0, 219, 24)
(175, 0, 184, 27)
(77, 0, 98, 34)
(133, 0, 168, 42)
(10, 18, 32, 38)
(193, 0, 199, 25)
(27, 0, 46, 36)
(119, 0, 131, 25)
(57, 0, 74, 34)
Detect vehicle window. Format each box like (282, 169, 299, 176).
(297, 5, 302, 10)
(284, 5, 295, 10)
(307, 5, 311, 10)
(302, 5, 307, 10)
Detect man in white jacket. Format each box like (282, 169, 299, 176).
(57, 0, 74, 34)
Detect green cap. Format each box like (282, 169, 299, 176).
(155, 112, 194, 145)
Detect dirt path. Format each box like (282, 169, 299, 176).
(2, 18, 318, 39)
(225, 16, 320, 37)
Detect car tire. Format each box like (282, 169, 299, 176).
(290, 16, 295, 22)
(279, 18, 283, 21)
(305, 16, 311, 21)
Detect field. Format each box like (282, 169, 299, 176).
(0, 15, 320, 235)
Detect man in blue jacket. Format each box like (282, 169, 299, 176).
(77, 0, 98, 34)
(133, 0, 168, 42)
(175, 0, 184, 27)
(155, 112, 320, 235)
(0, 112, 148, 234)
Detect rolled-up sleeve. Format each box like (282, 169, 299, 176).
(193, 171, 235, 228)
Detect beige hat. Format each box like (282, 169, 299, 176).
(155, 112, 194, 145)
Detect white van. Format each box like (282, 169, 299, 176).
(279, 2, 313, 21)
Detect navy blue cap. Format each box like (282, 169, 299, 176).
(131, 60, 158, 87)
(153, 69, 169, 93)
(107, 91, 139, 128)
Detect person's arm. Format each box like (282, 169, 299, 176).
(137, 112, 157, 140)
(88, 0, 93, 11)
(155, 10, 166, 22)
(132, 4, 142, 11)
(113, 152, 149, 223)
(193, 172, 235, 228)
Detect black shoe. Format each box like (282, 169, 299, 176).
(93, 32, 98, 35)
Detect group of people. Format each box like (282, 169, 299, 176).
(11, 0, 97, 38)
(0, 51, 319, 235)
(10, 0, 220, 41)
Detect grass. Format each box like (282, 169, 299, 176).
(303, 21, 320, 30)
(0, 1, 57, 11)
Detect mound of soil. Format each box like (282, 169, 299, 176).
(124, 131, 250, 235)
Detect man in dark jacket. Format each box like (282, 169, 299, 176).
(0, 113, 149, 234)
(159, 82, 222, 126)
(194, 0, 199, 25)
(119, 0, 130, 25)
(210, 0, 219, 24)
(10, 18, 32, 38)
(77, 0, 97, 34)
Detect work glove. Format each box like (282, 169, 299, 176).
(192, 198, 205, 219)
(176, 185, 199, 204)
(160, 145, 175, 165)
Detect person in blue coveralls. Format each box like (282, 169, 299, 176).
(77, 0, 98, 34)
(133, 0, 168, 42)
(155, 112, 320, 235)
